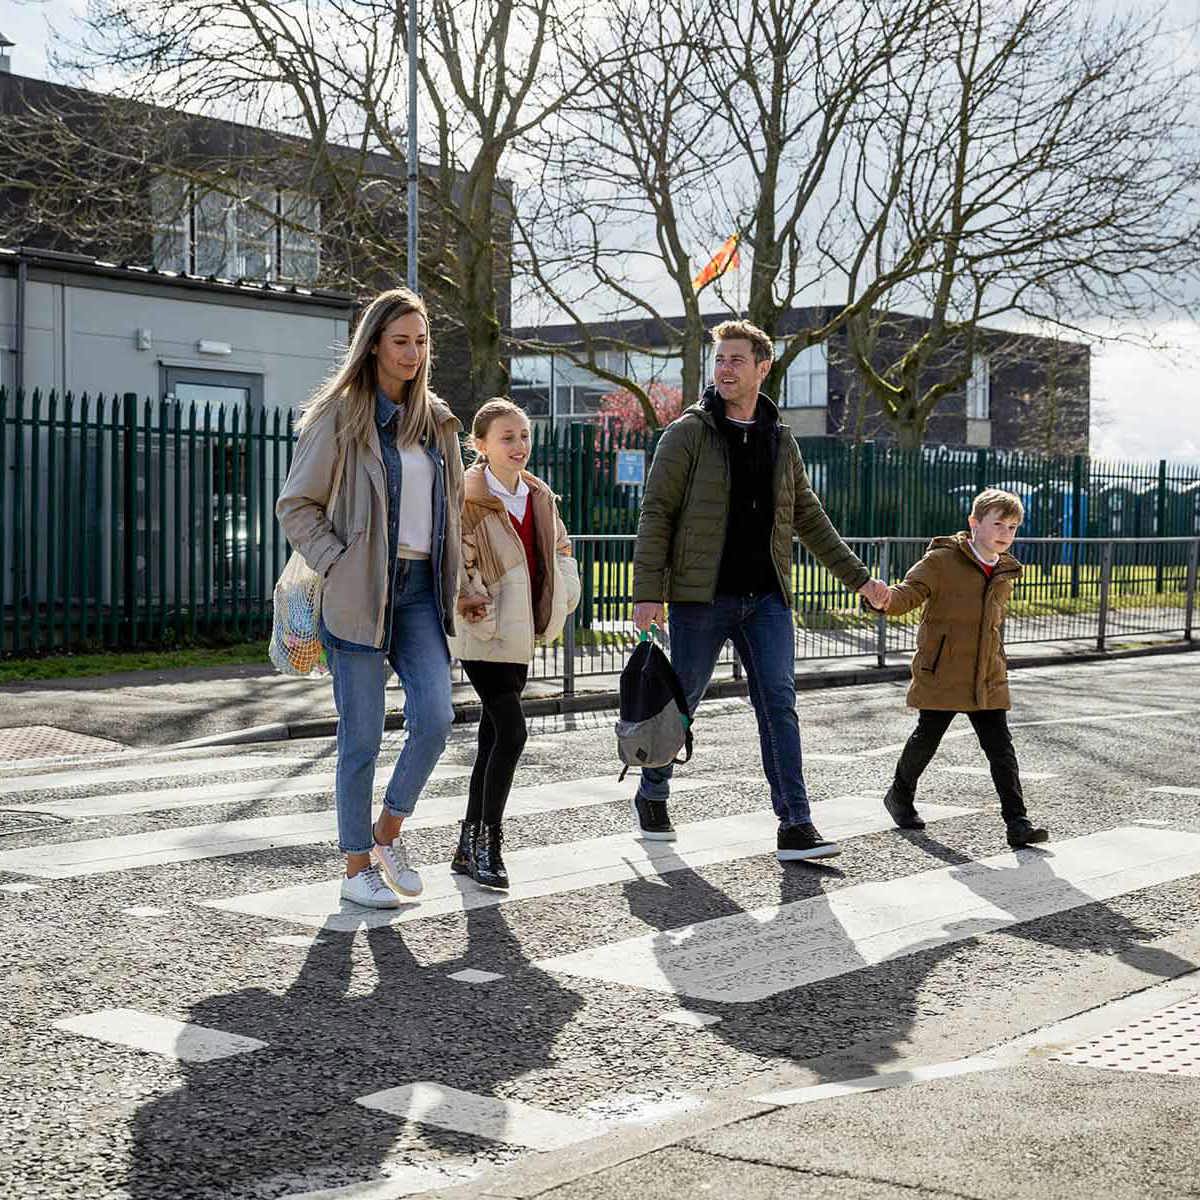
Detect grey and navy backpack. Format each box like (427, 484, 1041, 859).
(615, 635, 694, 780)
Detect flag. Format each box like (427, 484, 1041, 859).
(692, 234, 740, 291)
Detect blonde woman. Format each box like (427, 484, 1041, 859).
(449, 399, 581, 889)
(277, 289, 472, 909)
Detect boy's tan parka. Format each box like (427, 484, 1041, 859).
(887, 531, 1022, 711)
(449, 464, 581, 664)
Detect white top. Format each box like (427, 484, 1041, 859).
(967, 537, 1000, 567)
(397, 443, 435, 556)
(485, 465, 530, 522)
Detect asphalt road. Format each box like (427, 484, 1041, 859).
(2, 653, 1198, 1200)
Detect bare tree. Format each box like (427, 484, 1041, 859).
(839, 0, 1200, 447)
(4, 0, 592, 409)
(513, 0, 731, 426)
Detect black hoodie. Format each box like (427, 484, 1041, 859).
(701, 385, 782, 597)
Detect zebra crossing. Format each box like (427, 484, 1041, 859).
(3, 696, 1199, 1200)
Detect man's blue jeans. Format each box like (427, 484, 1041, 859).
(638, 592, 810, 827)
(324, 560, 454, 853)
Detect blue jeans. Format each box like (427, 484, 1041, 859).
(324, 560, 454, 854)
(639, 592, 810, 826)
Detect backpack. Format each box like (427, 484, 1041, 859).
(615, 635, 694, 781)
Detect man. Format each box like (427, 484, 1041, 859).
(631, 319, 890, 861)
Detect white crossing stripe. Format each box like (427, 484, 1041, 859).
(52, 1007, 267, 1061)
(202, 795, 976, 932)
(0, 776, 721, 879)
(534, 826, 1200, 1003)
(448, 969, 504, 984)
(121, 906, 167, 917)
(0, 881, 43, 893)
(658, 1008, 722, 1029)
(355, 1081, 607, 1151)
(3, 760, 470, 819)
(282, 1160, 482, 1200)
(0, 753, 313, 798)
(940, 766, 1058, 781)
(1148, 787, 1200, 797)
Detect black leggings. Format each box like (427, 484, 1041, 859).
(461, 660, 529, 825)
(893, 709, 1026, 822)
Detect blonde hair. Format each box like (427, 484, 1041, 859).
(298, 288, 437, 449)
(711, 319, 773, 365)
(971, 488, 1025, 523)
(470, 397, 529, 464)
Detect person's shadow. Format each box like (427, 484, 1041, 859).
(619, 817, 1196, 1081)
(125, 900, 584, 1198)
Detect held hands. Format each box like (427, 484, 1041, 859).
(633, 602, 665, 632)
(858, 578, 892, 612)
(458, 594, 491, 625)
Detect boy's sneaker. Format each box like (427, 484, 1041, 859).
(632, 793, 676, 841)
(373, 833, 423, 896)
(1006, 818, 1050, 848)
(777, 822, 841, 862)
(883, 786, 926, 831)
(340, 866, 403, 909)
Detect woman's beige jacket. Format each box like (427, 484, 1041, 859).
(275, 396, 464, 647)
(449, 464, 581, 664)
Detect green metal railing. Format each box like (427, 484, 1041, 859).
(2, 384, 1199, 657)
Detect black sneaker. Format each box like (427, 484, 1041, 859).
(777, 822, 841, 862)
(632, 793, 676, 841)
(1006, 818, 1049, 848)
(883, 786, 926, 831)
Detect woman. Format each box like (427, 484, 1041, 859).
(276, 288, 475, 909)
(450, 398, 581, 889)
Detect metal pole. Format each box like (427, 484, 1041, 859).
(1097, 539, 1113, 652)
(14, 252, 27, 396)
(875, 538, 890, 668)
(1184, 537, 1199, 644)
(562, 608, 576, 698)
(406, 0, 419, 292)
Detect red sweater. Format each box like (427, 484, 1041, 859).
(509, 505, 541, 589)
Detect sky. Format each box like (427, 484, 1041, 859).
(3, 0, 1198, 462)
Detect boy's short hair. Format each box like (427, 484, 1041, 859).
(711, 319, 773, 365)
(971, 488, 1024, 523)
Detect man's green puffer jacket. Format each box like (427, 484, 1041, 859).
(632, 391, 870, 604)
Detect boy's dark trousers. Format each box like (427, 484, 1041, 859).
(892, 709, 1026, 822)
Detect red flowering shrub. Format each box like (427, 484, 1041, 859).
(597, 382, 685, 434)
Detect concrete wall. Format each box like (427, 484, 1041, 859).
(0, 267, 351, 409)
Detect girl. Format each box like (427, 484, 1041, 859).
(450, 399, 581, 889)
(276, 288, 465, 909)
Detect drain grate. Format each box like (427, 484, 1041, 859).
(1051, 995, 1200, 1077)
(0, 725, 127, 763)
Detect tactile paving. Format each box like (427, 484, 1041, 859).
(0, 725, 126, 763)
(1051, 995, 1200, 1077)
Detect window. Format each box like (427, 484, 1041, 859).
(967, 354, 990, 420)
(510, 354, 552, 418)
(151, 177, 322, 283)
(776, 339, 828, 408)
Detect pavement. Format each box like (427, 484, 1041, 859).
(2, 653, 1200, 1199)
(0, 633, 1193, 752)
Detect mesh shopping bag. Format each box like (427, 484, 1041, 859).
(269, 551, 329, 676)
(268, 444, 347, 678)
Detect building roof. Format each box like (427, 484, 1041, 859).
(0, 244, 357, 310)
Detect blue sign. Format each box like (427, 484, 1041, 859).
(616, 449, 646, 488)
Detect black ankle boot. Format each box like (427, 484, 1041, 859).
(473, 824, 509, 890)
(451, 820, 478, 877)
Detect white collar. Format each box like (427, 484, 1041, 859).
(968, 538, 1000, 567)
(484, 466, 529, 499)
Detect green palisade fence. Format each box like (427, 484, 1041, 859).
(2, 385, 1199, 656)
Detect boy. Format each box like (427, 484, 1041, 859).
(878, 488, 1049, 848)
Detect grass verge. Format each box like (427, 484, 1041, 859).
(0, 641, 270, 685)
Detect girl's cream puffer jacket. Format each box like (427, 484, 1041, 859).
(449, 464, 582, 664)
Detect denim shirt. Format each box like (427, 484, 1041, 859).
(375, 389, 404, 564)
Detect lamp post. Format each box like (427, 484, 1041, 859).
(407, 0, 419, 292)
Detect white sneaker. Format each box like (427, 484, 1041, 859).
(374, 833, 423, 897)
(340, 865, 403, 909)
